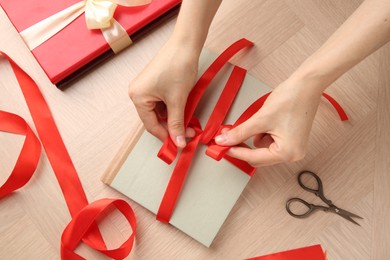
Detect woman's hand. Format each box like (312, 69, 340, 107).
(215, 79, 323, 167)
(129, 0, 222, 147)
(129, 39, 199, 148)
(214, 0, 390, 167)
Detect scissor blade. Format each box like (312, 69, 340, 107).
(336, 208, 363, 219)
(333, 208, 362, 226)
(338, 213, 361, 226)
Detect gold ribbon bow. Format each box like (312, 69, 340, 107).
(20, 0, 151, 53)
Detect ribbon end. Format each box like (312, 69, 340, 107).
(156, 215, 169, 224)
(205, 145, 226, 161)
(157, 138, 178, 165)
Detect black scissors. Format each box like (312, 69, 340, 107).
(286, 170, 363, 225)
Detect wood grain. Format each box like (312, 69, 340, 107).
(373, 44, 390, 260)
(1, 0, 389, 259)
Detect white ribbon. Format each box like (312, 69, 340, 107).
(20, 0, 151, 53)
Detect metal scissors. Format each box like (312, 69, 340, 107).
(286, 170, 363, 225)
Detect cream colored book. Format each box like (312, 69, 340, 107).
(101, 48, 272, 247)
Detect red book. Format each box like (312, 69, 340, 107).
(0, 0, 181, 88)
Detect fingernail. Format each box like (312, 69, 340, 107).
(215, 133, 227, 144)
(176, 135, 186, 148)
(221, 128, 229, 134)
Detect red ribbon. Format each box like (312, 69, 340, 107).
(247, 244, 326, 260)
(0, 111, 41, 198)
(156, 39, 348, 223)
(1, 40, 348, 257)
(0, 51, 136, 259)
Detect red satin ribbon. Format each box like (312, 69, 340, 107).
(156, 39, 348, 223)
(157, 38, 255, 164)
(156, 65, 256, 222)
(0, 111, 41, 198)
(0, 51, 136, 259)
(247, 244, 326, 260)
(1, 40, 348, 257)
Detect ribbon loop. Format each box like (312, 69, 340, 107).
(200, 66, 247, 144)
(1, 51, 137, 259)
(157, 38, 254, 165)
(85, 0, 118, 29)
(205, 142, 229, 161)
(0, 110, 42, 199)
(61, 198, 136, 260)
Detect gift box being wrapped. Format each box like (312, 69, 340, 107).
(102, 39, 272, 247)
(0, 0, 181, 88)
(101, 39, 347, 247)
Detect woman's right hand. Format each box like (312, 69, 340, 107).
(215, 79, 323, 167)
(128, 39, 199, 148)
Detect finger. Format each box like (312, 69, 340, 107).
(221, 128, 230, 134)
(215, 118, 265, 146)
(149, 116, 195, 138)
(253, 134, 274, 148)
(253, 133, 265, 147)
(137, 107, 168, 142)
(166, 97, 187, 148)
(155, 101, 167, 119)
(226, 146, 282, 167)
(185, 127, 196, 138)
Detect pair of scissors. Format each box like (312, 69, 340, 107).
(286, 171, 363, 225)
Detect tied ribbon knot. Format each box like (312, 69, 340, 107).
(155, 38, 348, 223)
(84, 0, 151, 29)
(20, 0, 151, 52)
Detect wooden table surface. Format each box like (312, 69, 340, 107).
(1, 1, 389, 259)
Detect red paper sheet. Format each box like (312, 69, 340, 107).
(247, 245, 326, 260)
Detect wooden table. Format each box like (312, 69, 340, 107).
(1, 1, 389, 259)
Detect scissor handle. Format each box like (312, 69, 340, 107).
(286, 197, 331, 219)
(297, 171, 322, 193)
(298, 171, 334, 206)
(286, 198, 315, 218)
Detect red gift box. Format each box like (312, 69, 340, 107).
(0, 0, 181, 87)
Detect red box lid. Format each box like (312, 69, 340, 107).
(0, 0, 181, 84)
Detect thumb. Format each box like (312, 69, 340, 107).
(166, 97, 187, 148)
(215, 119, 262, 146)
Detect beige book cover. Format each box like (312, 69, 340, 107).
(101, 48, 272, 247)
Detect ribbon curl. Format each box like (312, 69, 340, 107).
(20, 0, 151, 53)
(0, 51, 137, 259)
(0, 111, 41, 199)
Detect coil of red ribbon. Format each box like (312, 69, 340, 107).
(0, 51, 137, 259)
